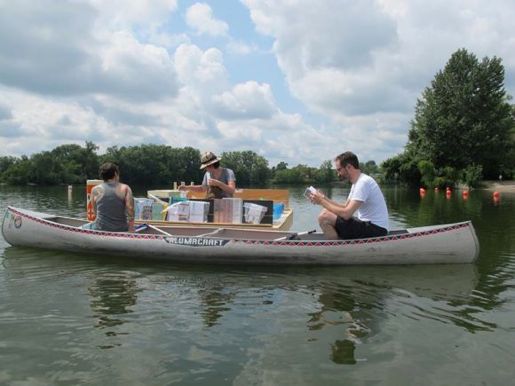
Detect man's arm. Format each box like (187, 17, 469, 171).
(179, 174, 208, 194)
(310, 190, 362, 219)
(124, 185, 135, 232)
(208, 179, 236, 195)
(91, 185, 103, 217)
(178, 184, 207, 193)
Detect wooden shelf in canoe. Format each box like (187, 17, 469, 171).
(145, 188, 293, 231)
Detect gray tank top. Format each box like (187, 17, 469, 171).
(95, 182, 129, 232)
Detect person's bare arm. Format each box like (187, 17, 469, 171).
(124, 185, 135, 232)
(208, 179, 236, 195)
(178, 184, 207, 193)
(310, 190, 361, 219)
(91, 185, 103, 217)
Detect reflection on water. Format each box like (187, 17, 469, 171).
(304, 264, 479, 365)
(198, 284, 235, 328)
(1, 185, 515, 384)
(331, 339, 357, 365)
(88, 272, 139, 338)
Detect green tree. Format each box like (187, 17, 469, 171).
(417, 160, 435, 188)
(220, 150, 270, 187)
(361, 160, 379, 176)
(275, 161, 288, 171)
(408, 48, 514, 179)
(2, 156, 32, 185)
(101, 145, 202, 187)
(315, 160, 335, 184)
(461, 164, 483, 188)
(382, 151, 420, 185)
(30, 151, 63, 184)
(50, 142, 99, 183)
(272, 167, 305, 185)
(0, 156, 17, 182)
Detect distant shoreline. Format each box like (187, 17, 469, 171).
(479, 181, 515, 193)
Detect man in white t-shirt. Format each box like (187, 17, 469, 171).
(309, 151, 389, 240)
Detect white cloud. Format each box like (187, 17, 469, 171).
(0, 102, 12, 121)
(96, 31, 178, 101)
(186, 3, 229, 37)
(226, 40, 257, 55)
(1, 0, 515, 167)
(213, 81, 276, 119)
(243, 0, 515, 162)
(174, 44, 228, 89)
(89, 0, 178, 29)
(0, 0, 179, 101)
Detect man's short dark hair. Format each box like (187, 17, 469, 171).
(99, 162, 120, 181)
(335, 152, 360, 169)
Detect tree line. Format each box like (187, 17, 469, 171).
(0, 142, 347, 187)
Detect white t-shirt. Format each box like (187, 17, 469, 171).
(348, 173, 389, 230)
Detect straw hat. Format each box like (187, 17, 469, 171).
(200, 151, 221, 169)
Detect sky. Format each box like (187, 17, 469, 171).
(1, 0, 514, 167)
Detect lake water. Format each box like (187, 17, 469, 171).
(1, 185, 514, 385)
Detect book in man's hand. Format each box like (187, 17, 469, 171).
(303, 186, 317, 199)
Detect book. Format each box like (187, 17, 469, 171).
(303, 186, 317, 199)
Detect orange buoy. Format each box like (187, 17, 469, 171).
(419, 187, 426, 196)
(493, 191, 501, 205)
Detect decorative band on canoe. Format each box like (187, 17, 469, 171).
(8, 207, 470, 246)
(239, 222, 470, 246)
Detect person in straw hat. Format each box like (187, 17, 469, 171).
(179, 151, 236, 199)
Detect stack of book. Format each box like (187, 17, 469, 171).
(243, 202, 267, 224)
(189, 201, 210, 223)
(213, 198, 243, 224)
(165, 201, 210, 223)
(135, 198, 154, 220)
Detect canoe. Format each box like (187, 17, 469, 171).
(2, 206, 480, 265)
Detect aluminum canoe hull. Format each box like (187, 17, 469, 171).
(2, 206, 479, 265)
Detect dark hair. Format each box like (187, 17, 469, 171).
(335, 152, 360, 169)
(99, 162, 120, 181)
(211, 161, 220, 169)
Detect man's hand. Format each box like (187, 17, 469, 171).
(208, 178, 222, 187)
(309, 189, 326, 205)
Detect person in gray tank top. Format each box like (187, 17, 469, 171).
(179, 151, 236, 199)
(85, 163, 135, 232)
